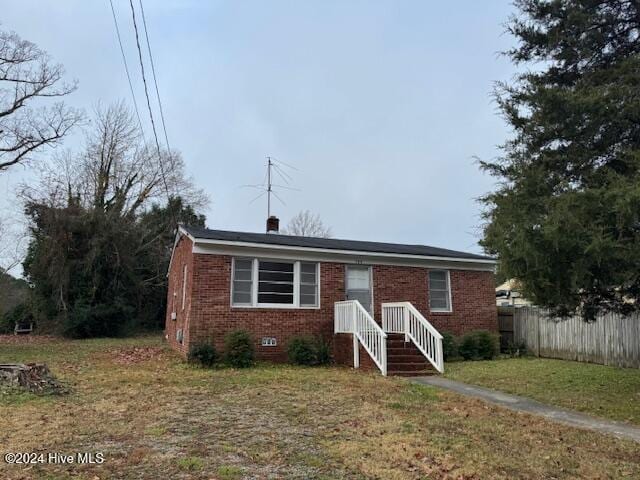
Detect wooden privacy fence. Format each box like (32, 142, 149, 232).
(513, 307, 640, 368)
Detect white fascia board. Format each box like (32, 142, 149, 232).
(167, 227, 196, 277)
(191, 239, 496, 271)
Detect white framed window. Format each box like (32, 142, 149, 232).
(182, 264, 188, 310)
(232, 258, 253, 305)
(231, 258, 320, 308)
(299, 262, 319, 307)
(428, 270, 451, 312)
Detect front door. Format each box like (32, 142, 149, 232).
(346, 265, 373, 314)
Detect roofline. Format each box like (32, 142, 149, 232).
(167, 228, 193, 277)
(179, 226, 496, 266)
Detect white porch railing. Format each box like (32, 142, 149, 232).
(382, 302, 444, 373)
(334, 300, 387, 376)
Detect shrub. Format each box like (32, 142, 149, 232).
(224, 330, 254, 368)
(475, 330, 500, 360)
(505, 340, 528, 357)
(458, 330, 500, 360)
(287, 336, 316, 365)
(458, 332, 479, 360)
(1, 303, 33, 334)
(64, 297, 133, 338)
(188, 343, 218, 367)
(441, 332, 457, 361)
(314, 337, 331, 365)
(287, 335, 331, 365)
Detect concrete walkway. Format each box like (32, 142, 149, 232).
(411, 376, 640, 443)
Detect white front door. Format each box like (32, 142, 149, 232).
(346, 265, 373, 314)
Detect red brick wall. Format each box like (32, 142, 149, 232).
(164, 235, 195, 356)
(332, 334, 377, 370)
(187, 255, 346, 361)
(373, 265, 497, 336)
(165, 249, 497, 361)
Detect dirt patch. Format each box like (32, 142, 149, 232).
(110, 346, 165, 365)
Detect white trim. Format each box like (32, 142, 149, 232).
(193, 243, 494, 272)
(181, 264, 188, 311)
(230, 256, 321, 309)
(428, 269, 452, 313)
(179, 227, 495, 266)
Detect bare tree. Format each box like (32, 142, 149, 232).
(21, 102, 208, 217)
(282, 210, 332, 238)
(0, 29, 82, 173)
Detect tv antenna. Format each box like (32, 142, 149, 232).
(241, 156, 299, 220)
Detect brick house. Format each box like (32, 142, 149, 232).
(165, 219, 497, 376)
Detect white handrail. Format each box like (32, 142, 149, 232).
(382, 302, 444, 373)
(334, 300, 387, 375)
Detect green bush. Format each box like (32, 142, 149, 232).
(314, 337, 331, 365)
(63, 297, 133, 338)
(1, 303, 33, 334)
(287, 335, 332, 366)
(441, 332, 457, 361)
(287, 336, 316, 365)
(475, 330, 500, 360)
(505, 340, 528, 357)
(224, 330, 254, 368)
(458, 330, 500, 360)
(458, 332, 479, 360)
(188, 343, 218, 367)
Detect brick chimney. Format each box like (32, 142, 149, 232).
(266, 215, 279, 234)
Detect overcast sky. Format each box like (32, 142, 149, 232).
(0, 0, 517, 257)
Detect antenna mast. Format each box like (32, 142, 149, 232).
(267, 156, 273, 218)
(240, 156, 299, 232)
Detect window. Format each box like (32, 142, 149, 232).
(232, 258, 253, 305)
(428, 270, 451, 312)
(258, 260, 294, 305)
(299, 262, 318, 307)
(231, 258, 319, 308)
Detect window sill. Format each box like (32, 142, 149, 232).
(231, 304, 321, 310)
(430, 309, 452, 314)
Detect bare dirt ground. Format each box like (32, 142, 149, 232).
(1, 335, 639, 479)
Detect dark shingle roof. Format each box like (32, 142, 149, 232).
(182, 226, 494, 262)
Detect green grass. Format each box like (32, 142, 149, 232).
(445, 357, 640, 424)
(216, 465, 244, 479)
(177, 456, 205, 471)
(1, 335, 640, 479)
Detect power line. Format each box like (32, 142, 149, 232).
(138, 0, 171, 154)
(127, 0, 170, 197)
(108, 0, 145, 138)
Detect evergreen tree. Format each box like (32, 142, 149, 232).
(481, 1, 640, 319)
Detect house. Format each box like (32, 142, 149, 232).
(495, 279, 533, 307)
(165, 217, 497, 375)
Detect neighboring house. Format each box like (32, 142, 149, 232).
(495, 279, 533, 307)
(166, 218, 497, 376)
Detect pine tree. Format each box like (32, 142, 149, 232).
(481, 0, 640, 319)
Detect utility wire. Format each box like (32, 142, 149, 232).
(138, 0, 172, 154)
(108, 0, 146, 138)
(128, 0, 170, 197)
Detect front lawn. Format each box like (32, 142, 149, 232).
(446, 357, 640, 425)
(1, 336, 639, 479)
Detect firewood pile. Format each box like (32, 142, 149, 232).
(0, 363, 68, 394)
